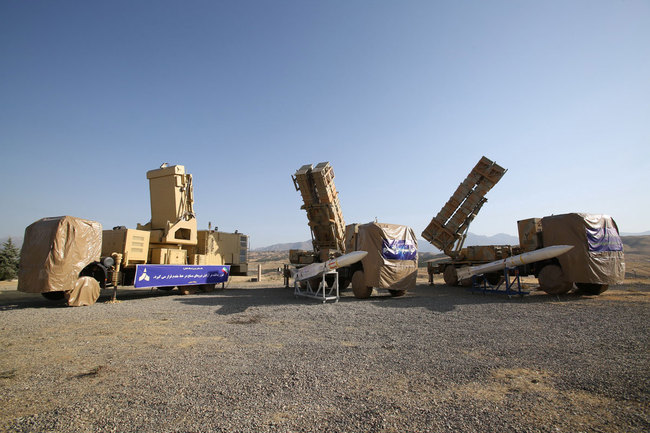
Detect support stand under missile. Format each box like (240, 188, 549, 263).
(294, 270, 340, 303)
(470, 267, 528, 298)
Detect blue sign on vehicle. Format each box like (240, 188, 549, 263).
(134, 265, 230, 288)
(586, 227, 623, 252)
(381, 239, 417, 261)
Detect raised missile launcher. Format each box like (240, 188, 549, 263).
(290, 162, 418, 298)
(422, 156, 507, 257)
(423, 157, 514, 286)
(291, 162, 346, 263)
(423, 157, 625, 295)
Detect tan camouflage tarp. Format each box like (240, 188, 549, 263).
(541, 213, 625, 284)
(346, 222, 418, 290)
(66, 276, 101, 306)
(18, 216, 102, 293)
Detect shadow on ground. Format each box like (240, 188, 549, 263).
(173, 282, 613, 315)
(3, 282, 641, 313)
(0, 287, 177, 311)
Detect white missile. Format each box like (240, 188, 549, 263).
(294, 251, 368, 282)
(455, 245, 574, 281)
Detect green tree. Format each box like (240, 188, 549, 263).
(0, 238, 20, 280)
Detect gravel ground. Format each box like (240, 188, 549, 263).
(0, 275, 648, 433)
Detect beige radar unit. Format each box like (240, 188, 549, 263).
(18, 163, 250, 306)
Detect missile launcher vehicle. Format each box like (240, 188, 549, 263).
(424, 157, 625, 295)
(514, 213, 624, 295)
(290, 162, 418, 298)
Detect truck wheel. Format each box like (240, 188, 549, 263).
(65, 277, 101, 306)
(42, 291, 65, 301)
(538, 265, 572, 295)
(388, 289, 406, 297)
(351, 270, 373, 299)
(80, 263, 107, 289)
(178, 285, 196, 295)
(199, 284, 216, 292)
(443, 266, 458, 286)
(575, 283, 609, 295)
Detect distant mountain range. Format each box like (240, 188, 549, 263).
(4, 231, 649, 254)
(621, 235, 650, 255)
(621, 231, 650, 236)
(254, 240, 313, 252)
(254, 232, 520, 253)
(254, 231, 650, 253)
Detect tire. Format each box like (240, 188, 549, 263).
(42, 291, 65, 301)
(460, 275, 473, 287)
(351, 270, 373, 299)
(443, 266, 458, 286)
(178, 285, 196, 295)
(538, 264, 573, 295)
(65, 277, 101, 306)
(486, 272, 501, 285)
(388, 289, 406, 297)
(199, 284, 216, 292)
(80, 263, 107, 289)
(575, 283, 609, 295)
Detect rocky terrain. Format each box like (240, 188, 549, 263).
(1, 267, 648, 432)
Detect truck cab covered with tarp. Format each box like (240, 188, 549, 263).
(18, 216, 102, 294)
(345, 222, 418, 293)
(541, 213, 625, 285)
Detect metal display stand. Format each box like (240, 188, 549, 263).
(294, 270, 339, 303)
(470, 267, 528, 298)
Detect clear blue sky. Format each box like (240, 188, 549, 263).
(1, 0, 648, 248)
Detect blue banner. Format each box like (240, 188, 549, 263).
(381, 239, 417, 261)
(586, 227, 623, 252)
(134, 265, 230, 288)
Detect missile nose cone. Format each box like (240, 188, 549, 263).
(333, 251, 368, 268)
(545, 245, 574, 258)
(555, 245, 574, 254)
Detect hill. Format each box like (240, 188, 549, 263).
(418, 232, 520, 253)
(254, 240, 312, 252)
(255, 233, 519, 253)
(621, 235, 650, 255)
(621, 230, 650, 236)
(254, 234, 649, 257)
(6, 233, 645, 257)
